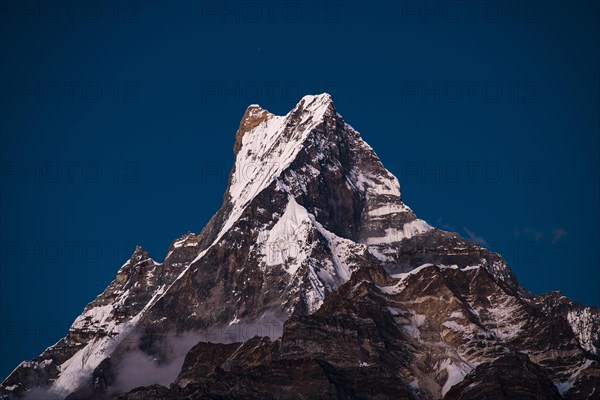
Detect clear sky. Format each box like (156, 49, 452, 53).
(1, 0, 598, 381)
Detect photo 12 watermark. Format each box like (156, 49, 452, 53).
(397, 161, 541, 185)
(0, 320, 70, 345)
(0, 241, 139, 266)
(0, 161, 140, 185)
(198, 1, 339, 24)
(398, 1, 540, 24)
(399, 81, 541, 104)
(199, 81, 339, 104)
(0, 81, 140, 104)
(0, 1, 140, 24)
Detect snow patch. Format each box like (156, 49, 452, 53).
(440, 358, 473, 396)
(366, 220, 432, 245)
(257, 195, 312, 275)
(368, 203, 410, 217)
(567, 308, 600, 355)
(378, 263, 436, 294)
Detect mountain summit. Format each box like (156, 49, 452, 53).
(2, 94, 599, 399)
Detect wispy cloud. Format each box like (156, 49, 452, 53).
(462, 226, 487, 246)
(551, 228, 567, 244)
(514, 227, 543, 242)
(436, 217, 455, 232)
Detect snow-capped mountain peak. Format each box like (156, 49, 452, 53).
(2, 94, 598, 400)
(229, 93, 336, 207)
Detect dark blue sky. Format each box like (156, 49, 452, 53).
(1, 0, 599, 380)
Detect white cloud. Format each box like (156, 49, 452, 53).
(462, 227, 487, 246)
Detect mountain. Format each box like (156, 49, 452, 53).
(1, 93, 598, 399)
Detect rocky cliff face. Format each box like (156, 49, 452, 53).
(117, 263, 600, 400)
(2, 94, 599, 399)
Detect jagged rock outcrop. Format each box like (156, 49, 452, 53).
(444, 353, 564, 400)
